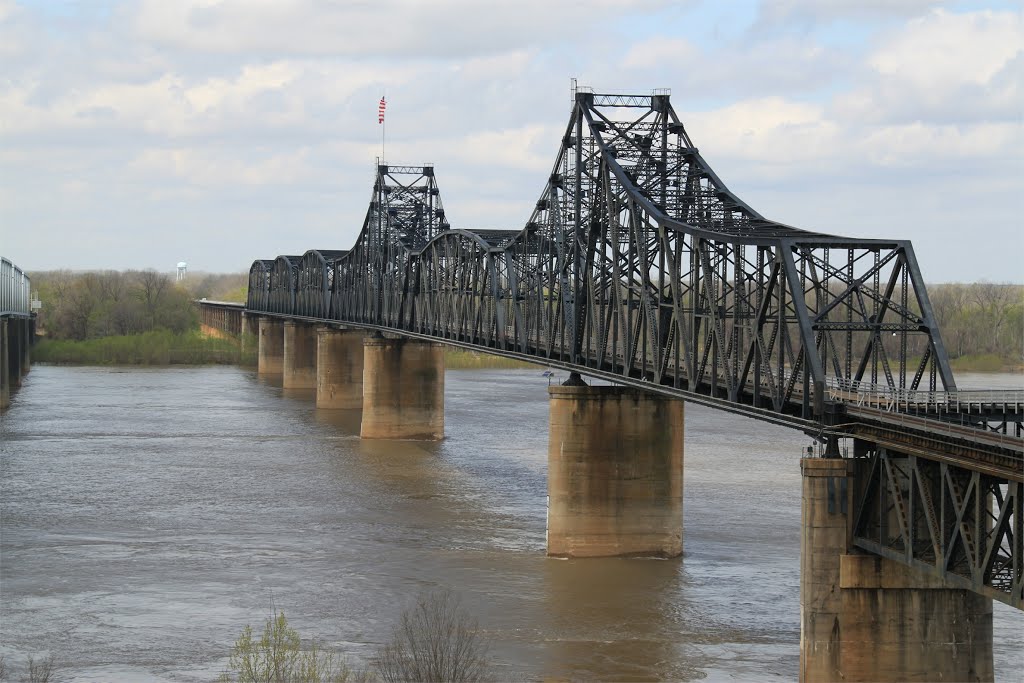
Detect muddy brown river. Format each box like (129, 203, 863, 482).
(1, 366, 1021, 681)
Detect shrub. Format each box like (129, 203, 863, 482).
(375, 590, 491, 683)
(218, 607, 357, 683)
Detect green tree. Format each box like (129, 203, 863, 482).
(218, 607, 356, 683)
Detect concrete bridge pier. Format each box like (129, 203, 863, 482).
(359, 335, 444, 439)
(316, 327, 364, 409)
(800, 457, 993, 682)
(546, 377, 684, 558)
(283, 321, 317, 389)
(257, 317, 284, 375)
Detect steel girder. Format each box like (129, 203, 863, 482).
(851, 442, 1023, 608)
(247, 90, 957, 421)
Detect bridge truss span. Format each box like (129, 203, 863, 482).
(248, 90, 960, 422)
(238, 89, 1021, 605)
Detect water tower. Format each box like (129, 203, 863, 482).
(176, 261, 187, 281)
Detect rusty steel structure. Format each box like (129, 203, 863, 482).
(232, 89, 1021, 606)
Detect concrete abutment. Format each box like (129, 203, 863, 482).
(800, 457, 993, 682)
(546, 382, 684, 558)
(359, 336, 444, 440)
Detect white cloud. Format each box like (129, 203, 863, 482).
(756, 0, 942, 26)
(454, 51, 536, 82)
(0, 59, 424, 137)
(129, 147, 314, 187)
(870, 9, 1021, 88)
(835, 9, 1023, 124)
(683, 98, 840, 171)
(130, 0, 673, 57)
(453, 124, 558, 172)
(623, 37, 696, 69)
(862, 121, 1022, 168)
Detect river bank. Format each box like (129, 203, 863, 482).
(33, 331, 1018, 375)
(32, 333, 537, 370)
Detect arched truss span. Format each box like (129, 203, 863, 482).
(269, 256, 301, 315)
(246, 260, 275, 311)
(297, 249, 348, 318)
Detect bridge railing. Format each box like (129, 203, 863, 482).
(824, 375, 1024, 413)
(1, 257, 31, 317)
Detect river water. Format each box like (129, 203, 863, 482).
(1, 366, 1021, 681)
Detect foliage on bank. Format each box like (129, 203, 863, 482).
(33, 330, 243, 366)
(443, 349, 538, 369)
(29, 269, 250, 341)
(928, 282, 1022, 370)
(31, 269, 195, 340)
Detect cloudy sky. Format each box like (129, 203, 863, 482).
(1, 0, 1021, 282)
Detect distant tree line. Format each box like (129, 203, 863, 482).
(29, 270, 248, 341)
(31, 270, 197, 340)
(927, 283, 1023, 365)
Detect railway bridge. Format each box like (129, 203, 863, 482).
(199, 89, 1022, 682)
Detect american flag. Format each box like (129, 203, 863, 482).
(378, 97, 386, 124)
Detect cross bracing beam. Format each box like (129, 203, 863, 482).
(851, 443, 1023, 608)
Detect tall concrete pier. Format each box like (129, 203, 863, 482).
(283, 321, 317, 389)
(316, 327, 364, 409)
(547, 380, 684, 558)
(359, 336, 444, 439)
(800, 458, 993, 682)
(257, 318, 284, 375)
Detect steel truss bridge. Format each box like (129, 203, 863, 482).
(229, 89, 1021, 608)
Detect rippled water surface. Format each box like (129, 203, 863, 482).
(1, 366, 1021, 681)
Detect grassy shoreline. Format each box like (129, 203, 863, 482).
(33, 331, 250, 366)
(947, 354, 1022, 374)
